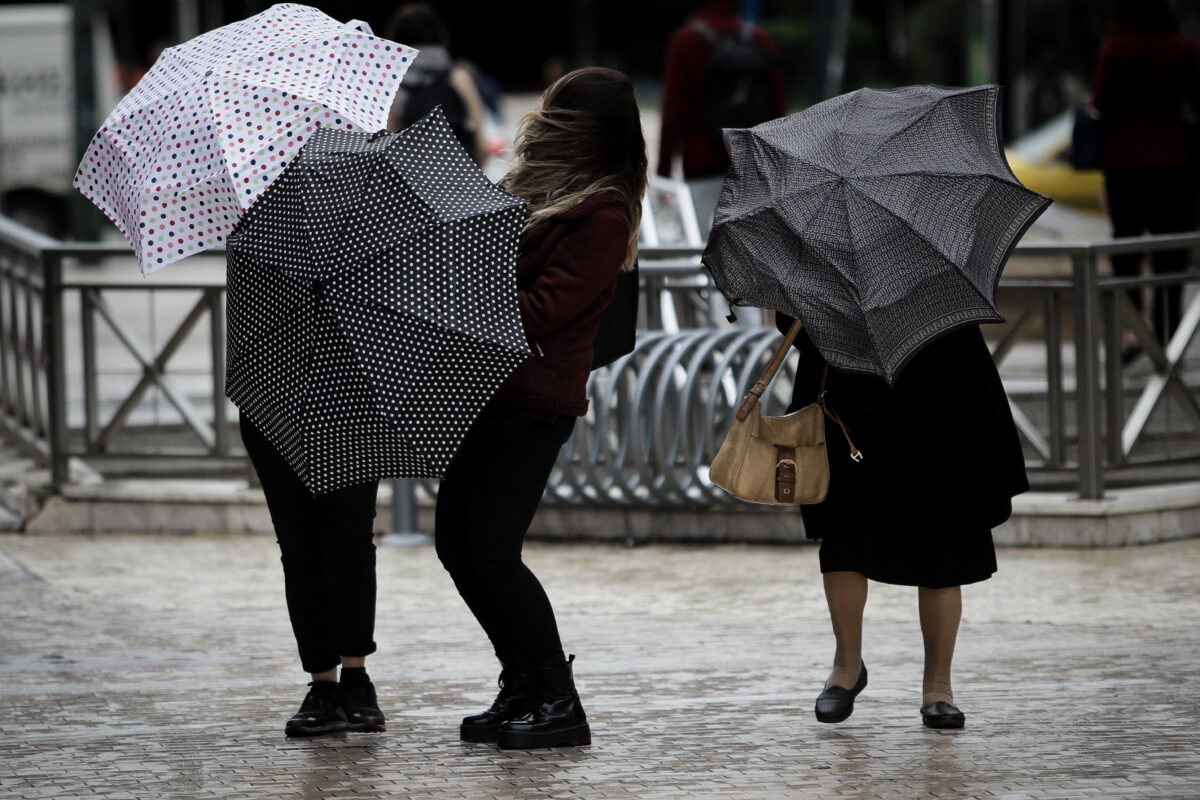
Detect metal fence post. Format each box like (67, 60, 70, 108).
(1072, 250, 1104, 499)
(381, 478, 427, 546)
(42, 251, 69, 487)
(208, 288, 228, 455)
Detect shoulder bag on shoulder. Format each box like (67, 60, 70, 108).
(709, 319, 861, 506)
(591, 259, 639, 370)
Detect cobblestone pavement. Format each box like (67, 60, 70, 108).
(2, 531, 1198, 799)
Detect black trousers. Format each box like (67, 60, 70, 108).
(240, 413, 380, 674)
(434, 407, 576, 669)
(1105, 167, 1198, 346)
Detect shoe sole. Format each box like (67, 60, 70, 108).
(922, 715, 965, 729)
(460, 723, 500, 743)
(496, 723, 591, 749)
(285, 720, 347, 737)
(814, 704, 855, 724)
(345, 721, 386, 733)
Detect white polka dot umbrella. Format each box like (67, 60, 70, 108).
(72, 3, 417, 275)
(225, 107, 531, 495)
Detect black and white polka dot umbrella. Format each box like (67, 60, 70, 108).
(225, 107, 530, 495)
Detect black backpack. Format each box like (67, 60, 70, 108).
(400, 68, 478, 157)
(691, 19, 775, 146)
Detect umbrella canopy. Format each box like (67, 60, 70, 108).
(702, 84, 1051, 385)
(73, 3, 416, 275)
(225, 107, 531, 495)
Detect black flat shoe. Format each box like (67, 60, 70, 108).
(814, 663, 867, 723)
(920, 700, 965, 729)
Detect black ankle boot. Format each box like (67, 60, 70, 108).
(460, 666, 535, 743)
(497, 654, 591, 749)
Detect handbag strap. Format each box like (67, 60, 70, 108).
(737, 318, 863, 462)
(735, 320, 803, 421)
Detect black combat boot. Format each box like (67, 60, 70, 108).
(460, 665, 535, 743)
(496, 654, 591, 749)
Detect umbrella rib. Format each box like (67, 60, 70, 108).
(753, 137, 847, 182)
(328, 299, 529, 357)
(848, 186, 997, 311)
(855, 169, 1018, 185)
(837, 182, 888, 366)
(849, 86, 998, 175)
(719, 175, 842, 228)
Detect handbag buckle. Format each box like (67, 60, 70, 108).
(776, 458, 797, 470)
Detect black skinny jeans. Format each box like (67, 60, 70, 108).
(434, 406, 577, 669)
(240, 413, 380, 674)
(1105, 166, 1198, 346)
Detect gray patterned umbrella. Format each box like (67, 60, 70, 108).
(702, 84, 1051, 385)
(225, 107, 530, 495)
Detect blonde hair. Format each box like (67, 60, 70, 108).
(502, 67, 648, 270)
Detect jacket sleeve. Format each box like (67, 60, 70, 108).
(518, 207, 631, 339)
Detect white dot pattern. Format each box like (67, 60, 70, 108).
(225, 106, 531, 495)
(72, 3, 417, 276)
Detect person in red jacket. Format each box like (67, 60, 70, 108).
(656, 0, 787, 240)
(434, 66, 648, 749)
(1089, 0, 1200, 361)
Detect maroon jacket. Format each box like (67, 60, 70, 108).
(657, 0, 787, 179)
(489, 190, 631, 417)
(1090, 30, 1200, 169)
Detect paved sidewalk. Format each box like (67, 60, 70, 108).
(2, 531, 1199, 799)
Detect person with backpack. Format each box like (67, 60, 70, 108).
(656, 0, 787, 239)
(386, 3, 491, 168)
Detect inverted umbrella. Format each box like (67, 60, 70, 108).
(225, 107, 530, 495)
(73, 2, 416, 275)
(702, 84, 1051, 385)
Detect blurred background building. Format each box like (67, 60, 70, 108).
(1, 0, 1198, 239)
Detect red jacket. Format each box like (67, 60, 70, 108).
(1090, 30, 1200, 169)
(657, 0, 787, 179)
(489, 190, 631, 416)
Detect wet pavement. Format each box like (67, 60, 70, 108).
(2, 530, 1198, 799)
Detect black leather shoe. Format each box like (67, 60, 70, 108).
(461, 666, 536, 743)
(339, 670, 386, 733)
(814, 663, 867, 723)
(285, 680, 346, 737)
(497, 655, 591, 749)
(921, 700, 965, 729)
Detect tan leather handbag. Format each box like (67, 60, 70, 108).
(710, 320, 860, 506)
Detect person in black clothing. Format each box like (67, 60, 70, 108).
(435, 67, 648, 749)
(1088, 0, 1200, 359)
(775, 313, 1028, 729)
(239, 414, 386, 737)
(385, 2, 491, 167)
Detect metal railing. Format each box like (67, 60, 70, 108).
(4, 212, 1200, 504)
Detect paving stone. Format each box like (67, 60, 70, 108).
(1, 532, 1198, 799)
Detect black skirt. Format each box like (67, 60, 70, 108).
(778, 316, 1029, 588)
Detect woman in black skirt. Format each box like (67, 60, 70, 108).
(776, 313, 1028, 729)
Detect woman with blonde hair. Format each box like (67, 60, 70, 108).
(434, 66, 648, 749)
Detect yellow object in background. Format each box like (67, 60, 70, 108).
(1005, 110, 1105, 213)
